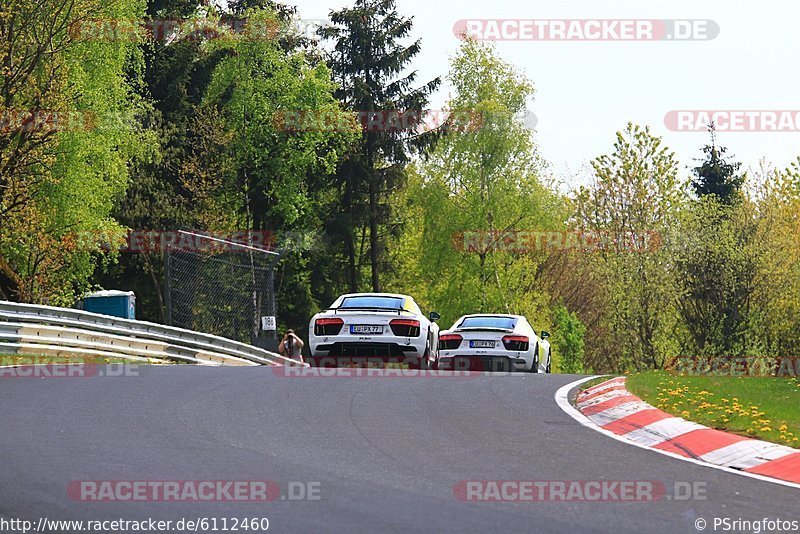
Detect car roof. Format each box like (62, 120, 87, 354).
(339, 293, 411, 300)
(460, 314, 525, 320)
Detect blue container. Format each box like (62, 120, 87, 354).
(79, 290, 136, 320)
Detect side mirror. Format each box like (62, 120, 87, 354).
(541, 331, 550, 340)
(430, 312, 441, 323)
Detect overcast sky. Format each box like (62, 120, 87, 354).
(292, 0, 799, 189)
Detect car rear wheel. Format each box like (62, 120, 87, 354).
(529, 343, 539, 373)
(420, 344, 431, 370)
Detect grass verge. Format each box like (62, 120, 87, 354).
(626, 371, 800, 449)
(0, 354, 168, 365)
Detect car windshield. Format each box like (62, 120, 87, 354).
(339, 296, 404, 310)
(458, 316, 517, 330)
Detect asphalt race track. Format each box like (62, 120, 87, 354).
(1, 367, 797, 533)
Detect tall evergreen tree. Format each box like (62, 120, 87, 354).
(691, 123, 744, 204)
(320, 0, 440, 291)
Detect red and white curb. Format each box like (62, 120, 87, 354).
(555, 376, 800, 490)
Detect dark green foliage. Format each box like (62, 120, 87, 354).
(692, 124, 744, 204)
(552, 304, 586, 374)
(319, 0, 441, 291)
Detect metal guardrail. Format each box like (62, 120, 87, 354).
(0, 301, 305, 367)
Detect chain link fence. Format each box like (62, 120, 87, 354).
(165, 231, 280, 346)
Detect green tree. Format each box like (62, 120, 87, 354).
(552, 304, 586, 374)
(100, 0, 237, 321)
(196, 7, 358, 332)
(676, 130, 755, 357)
(674, 196, 759, 356)
(101, 2, 344, 323)
(0, 0, 155, 304)
(691, 124, 744, 204)
(320, 0, 440, 291)
(390, 39, 562, 328)
(738, 159, 800, 356)
(576, 123, 684, 371)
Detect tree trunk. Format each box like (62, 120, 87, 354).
(369, 178, 381, 291)
(346, 231, 358, 293)
(0, 255, 21, 301)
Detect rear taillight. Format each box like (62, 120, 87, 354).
(390, 318, 421, 337)
(502, 335, 529, 351)
(315, 317, 344, 336)
(439, 334, 463, 350)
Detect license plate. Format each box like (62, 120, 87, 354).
(469, 340, 495, 349)
(350, 325, 383, 335)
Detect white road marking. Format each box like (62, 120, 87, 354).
(587, 401, 653, 426)
(700, 440, 797, 470)
(623, 418, 706, 447)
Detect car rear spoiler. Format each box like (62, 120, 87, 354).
(326, 307, 405, 315)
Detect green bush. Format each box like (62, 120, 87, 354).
(553, 304, 586, 374)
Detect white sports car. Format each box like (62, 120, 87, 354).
(308, 293, 441, 368)
(436, 314, 551, 373)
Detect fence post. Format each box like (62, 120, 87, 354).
(164, 246, 172, 326)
